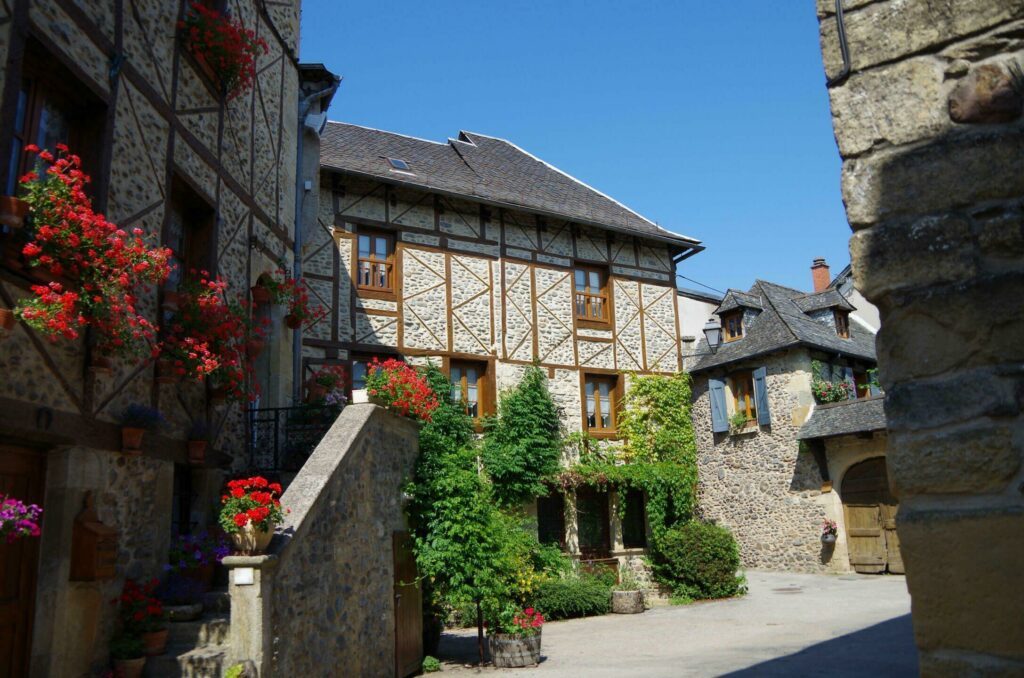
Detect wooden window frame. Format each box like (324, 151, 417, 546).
(854, 370, 870, 399)
(834, 310, 851, 338)
(722, 310, 744, 343)
(447, 359, 493, 430)
(728, 370, 757, 421)
(582, 372, 621, 438)
(354, 228, 396, 299)
(574, 265, 611, 328)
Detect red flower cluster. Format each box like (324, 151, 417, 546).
(219, 476, 284, 535)
(513, 607, 544, 632)
(179, 4, 268, 100)
(162, 272, 268, 402)
(117, 578, 164, 633)
(14, 145, 172, 352)
(258, 270, 324, 324)
(312, 364, 347, 389)
(365, 358, 439, 422)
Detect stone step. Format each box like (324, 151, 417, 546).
(167, 616, 230, 649)
(203, 589, 230, 614)
(142, 645, 228, 678)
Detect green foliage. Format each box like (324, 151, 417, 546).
(109, 633, 143, 660)
(651, 521, 745, 600)
(422, 656, 441, 673)
(811, 359, 853, 404)
(729, 411, 750, 430)
(618, 372, 696, 465)
(614, 567, 643, 592)
(533, 570, 612, 620)
(532, 543, 573, 577)
(481, 365, 562, 506)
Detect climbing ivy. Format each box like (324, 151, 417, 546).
(617, 371, 696, 465)
(481, 365, 562, 507)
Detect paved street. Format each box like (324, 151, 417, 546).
(438, 571, 916, 677)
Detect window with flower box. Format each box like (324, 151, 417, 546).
(728, 370, 756, 421)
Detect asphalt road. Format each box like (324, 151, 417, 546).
(437, 570, 916, 677)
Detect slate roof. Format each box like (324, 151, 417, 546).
(690, 280, 876, 373)
(320, 122, 701, 248)
(716, 290, 763, 313)
(791, 289, 856, 313)
(797, 397, 887, 440)
(677, 287, 724, 304)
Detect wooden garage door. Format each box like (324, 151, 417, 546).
(393, 532, 422, 678)
(841, 457, 903, 574)
(0, 446, 45, 678)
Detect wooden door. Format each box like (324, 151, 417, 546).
(393, 532, 422, 678)
(841, 457, 902, 574)
(0, 446, 45, 678)
(576, 487, 611, 559)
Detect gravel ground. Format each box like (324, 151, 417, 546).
(435, 570, 916, 677)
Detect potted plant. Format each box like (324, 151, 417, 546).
(821, 518, 838, 545)
(119, 579, 168, 656)
(218, 476, 284, 555)
(109, 633, 145, 678)
(363, 358, 439, 421)
(729, 411, 754, 434)
(487, 603, 543, 668)
(611, 568, 645, 614)
(0, 307, 17, 332)
(178, 4, 268, 100)
(0, 194, 30, 229)
(306, 365, 347, 403)
(0, 493, 43, 543)
(118, 404, 164, 454)
(187, 421, 210, 466)
(167, 530, 229, 591)
(156, 575, 206, 622)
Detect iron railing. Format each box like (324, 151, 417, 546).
(246, 404, 342, 472)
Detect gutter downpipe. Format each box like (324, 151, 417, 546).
(293, 77, 340, 403)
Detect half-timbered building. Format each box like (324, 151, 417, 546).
(303, 122, 704, 561)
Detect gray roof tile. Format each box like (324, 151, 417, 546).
(797, 397, 887, 440)
(320, 123, 701, 247)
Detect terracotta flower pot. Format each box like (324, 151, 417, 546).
(122, 427, 145, 453)
(156, 359, 180, 385)
(284, 313, 302, 329)
(251, 285, 271, 305)
(209, 385, 229, 404)
(245, 338, 265, 358)
(187, 439, 207, 466)
(0, 308, 16, 331)
(161, 289, 180, 311)
(230, 521, 276, 555)
(306, 383, 327, 403)
(90, 356, 113, 374)
(141, 628, 168, 656)
(0, 196, 30, 229)
(112, 656, 146, 678)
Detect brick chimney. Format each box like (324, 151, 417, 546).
(811, 257, 830, 292)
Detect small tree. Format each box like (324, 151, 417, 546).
(481, 365, 562, 506)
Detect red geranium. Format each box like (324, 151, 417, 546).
(179, 4, 268, 100)
(219, 476, 285, 536)
(364, 358, 439, 422)
(117, 578, 165, 633)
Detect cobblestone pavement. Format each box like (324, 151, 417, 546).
(436, 570, 916, 677)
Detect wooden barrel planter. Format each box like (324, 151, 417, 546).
(488, 631, 541, 668)
(612, 590, 645, 614)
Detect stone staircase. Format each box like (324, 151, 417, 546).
(144, 590, 231, 677)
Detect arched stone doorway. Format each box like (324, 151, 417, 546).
(841, 457, 904, 574)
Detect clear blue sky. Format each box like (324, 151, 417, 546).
(298, 1, 848, 296)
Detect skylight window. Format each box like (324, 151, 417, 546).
(386, 158, 411, 171)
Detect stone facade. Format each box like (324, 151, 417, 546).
(223, 404, 420, 677)
(817, 1, 1024, 672)
(0, 2, 309, 674)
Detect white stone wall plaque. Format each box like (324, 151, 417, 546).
(235, 567, 255, 586)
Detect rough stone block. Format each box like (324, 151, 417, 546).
(888, 423, 1020, 495)
(919, 649, 1024, 677)
(841, 128, 1024, 227)
(849, 214, 977, 299)
(949, 62, 1023, 124)
(898, 507, 1024, 660)
(883, 368, 1021, 432)
(820, 1, 1024, 75)
(828, 57, 948, 156)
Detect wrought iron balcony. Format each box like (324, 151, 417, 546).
(246, 404, 342, 472)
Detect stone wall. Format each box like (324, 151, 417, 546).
(224, 404, 420, 677)
(692, 350, 836, 572)
(817, 0, 1024, 672)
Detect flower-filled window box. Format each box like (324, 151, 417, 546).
(179, 4, 268, 100)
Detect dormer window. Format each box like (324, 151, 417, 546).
(834, 310, 850, 338)
(722, 310, 743, 342)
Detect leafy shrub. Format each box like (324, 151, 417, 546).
(422, 656, 441, 673)
(532, 543, 573, 577)
(651, 521, 744, 600)
(533, 571, 611, 620)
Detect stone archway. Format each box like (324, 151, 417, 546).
(840, 457, 904, 574)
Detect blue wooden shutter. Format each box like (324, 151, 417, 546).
(869, 382, 882, 397)
(842, 367, 856, 399)
(753, 366, 771, 426)
(709, 378, 728, 433)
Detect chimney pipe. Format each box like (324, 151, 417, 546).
(811, 257, 830, 293)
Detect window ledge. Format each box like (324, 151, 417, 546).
(356, 288, 397, 302)
(729, 423, 759, 437)
(576, 318, 611, 330)
(587, 430, 620, 440)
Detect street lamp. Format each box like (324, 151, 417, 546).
(703, 317, 722, 353)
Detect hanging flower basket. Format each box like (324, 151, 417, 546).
(284, 313, 302, 329)
(161, 288, 181, 311)
(187, 439, 208, 466)
(0, 195, 29, 229)
(250, 285, 271, 305)
(245, 337, 265, 359)
(90, 355, 113, 374)
(0, 308, 16, 332)
(156, 358, 181, 385)
(178, 4, 268, 100)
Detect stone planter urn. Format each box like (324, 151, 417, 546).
(488, 631, 541, 668)
(230, 521, 276, 555)
(141, 628, 168, 656)
(612, 590, 645, 614)
(165, 603, 203, 622)
(112, 656, 146, 678)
